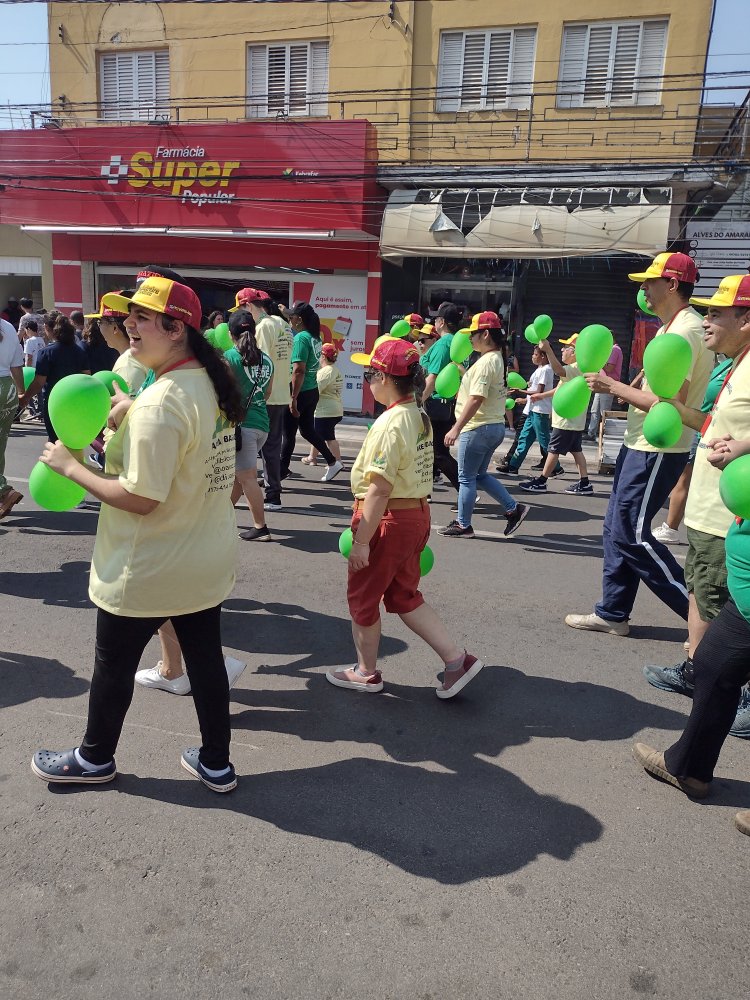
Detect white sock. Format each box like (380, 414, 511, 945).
(200, 763, 231, 778)
(75, 747, 112, 770)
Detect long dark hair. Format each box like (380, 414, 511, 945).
(291, 302, 321, 339)
(53, 314, 76, 346)
(388, 362, 430, 433)
(161, 316, 244, 424)
(84, 319, 107, 350)
(228, 309, 261, 369)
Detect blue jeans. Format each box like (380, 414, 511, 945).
(509, 411, 552, 471)
(457, 423, 517, 528)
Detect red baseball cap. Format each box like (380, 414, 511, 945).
(404, 312, 425, 327)
(691, 274, 750, 309)
(474, 310, 502, 331)
(229, 287, 269, 312)
(321, 342, 338, 360)
(102, 277, 202, 330)
(351, 338, 420, 376)
(628, 252, 698, 284)
(85, 293, 128, 320)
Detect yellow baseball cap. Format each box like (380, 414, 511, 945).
(628, 252, 698, 284)
(558, 333, 579, 345)
(102, 276, 202, 329)
(691, 274, 750, 309)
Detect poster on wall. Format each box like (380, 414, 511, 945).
(291, 275, 367, 412)
(687, 221, 750, 295)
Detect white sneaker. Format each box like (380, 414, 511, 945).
(135, 662, 192, 696)
(564, 612, 630, 637)
(321, 460, 344, 483)
(264, 502, 283, 512)
(225, 656, 247, 689)
(652, 522, 681, 544)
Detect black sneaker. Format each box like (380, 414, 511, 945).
(519, 478, 547, 492)
(496, 462, 511, 473)
(549, 466, 565, 478)
(504, 503, 529, 537)
(565, 481, 594, 495)
(240, 525, 272, 542)
(439, 523, 475, 538)
(642, 661, 694, 696)
(530, 460, 545, 471)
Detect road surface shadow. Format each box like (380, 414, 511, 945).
(0, 650, 89, 709)
(0, 559, 91, 607)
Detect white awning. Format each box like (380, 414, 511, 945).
(380, 187, 672, 261)
(0, 255, 42, 275)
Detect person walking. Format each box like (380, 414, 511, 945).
(498, 345, 557, 474)
(566, 252, 713, 636)
(326, 337, 484, 698)
(31, 275, 245, 793)
(0, 315, 24, 518)
(280, 302, 343, 483)
(21, 314, 90, 442)
(420, 301, 462, 490)
(438, 311, 529, 539)
(303, 342, 344, 466)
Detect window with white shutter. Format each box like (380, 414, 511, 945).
(99, 50, 169, 121)
(558, 18, 668, 108)
(436, 27, 536, 113)
(246, 41, 329, 118)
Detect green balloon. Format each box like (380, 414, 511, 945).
(419, 545, 435, 576)
(643, 401, 683, 449)
(505, 397, 516, 410)
(720, 455, 750, 520)
(524, 323, 541, 345)
(449, 332, 473, 364)
(552, 375, 591, 420)
(29, 461, 86, 512)
(204, 327, 218, 347)
(576, 323, 614, 374)
(22, 366, 35, 390)
(643, 333, 693, 398)
(213, 322, 233, 352)
(507, 371, 527, 390)
(390, 319, 412, 339)
(637, 288, 657, 316)
(435, 363, 461, 399)
(534, 314, 553, 339)
(47, 373, 112, 449)
(93, 369, 129, 396)
(339, 527, 354, 558)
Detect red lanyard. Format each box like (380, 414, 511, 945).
(700, 346, 750, 437)
(157, 357, 196, 379)
(385, 395, 414, 411)
(662, 305, 690, 333)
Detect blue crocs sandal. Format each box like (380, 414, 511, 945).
(180, 748, 237, 793)
(31, 748, 116, 784)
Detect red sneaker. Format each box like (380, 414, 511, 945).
(326, 665, 384, 693)
(436, 653, 485, 700)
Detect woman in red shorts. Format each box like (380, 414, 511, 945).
(326, 338, 484, 698)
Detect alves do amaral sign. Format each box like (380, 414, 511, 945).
(0, 121, 380, 233)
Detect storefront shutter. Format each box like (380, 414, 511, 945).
(583, 24, 613, 105)
(507, 27, 536, 110)
(247, 45, 268, 117)
(309, 41, 329, 116)
(267, 45, 288, 114)
(436, 32, 464, 112)
(558, 25, 588, 109)
(461, 33, 487, 109)
(636, 20, 668, 106)
(611, 23, 641, 104)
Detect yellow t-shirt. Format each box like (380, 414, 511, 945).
(114, 349, 148, 397)
(552, 363, 587, 431)
(455, 351, 506, 433)
(315, 363, 343, 418)
(90, 368, 237, 618)
(254, 315, 294, 406)
(350, 400, 433, 500)
(685, 350, 750, 538)
(624, 306, 713, 453)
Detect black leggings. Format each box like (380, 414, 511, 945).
(664, 598, 750, 783)
(80, 605, 230, 769)
(281, 387, 336, 474)
(430, 417, 459, 490)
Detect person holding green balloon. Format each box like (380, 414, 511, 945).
(567, 251, 713, 637)
(327, 337, 484, 699)
(21, 314, 90, 443)
(0, 314, 25, 518)
(420, 302, 463, 491)
(440, 312, 529, 539)
(30, 275, 246, 793)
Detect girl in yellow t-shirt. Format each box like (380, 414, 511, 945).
(31, 276, 246, 794)
(303, 342, 344, 467)
(326, 338, 485, 699)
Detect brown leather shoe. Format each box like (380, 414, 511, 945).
(734, 810, 750, 837)
(633, 742, 711, 799)
(0, 488, 22, 519)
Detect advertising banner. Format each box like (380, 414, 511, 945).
(687, 221, 750, 295)
(291, 275, 367, 412)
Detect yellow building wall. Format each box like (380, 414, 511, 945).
(48, 0, 712, 165)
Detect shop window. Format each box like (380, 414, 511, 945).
(436, 27, 537, 113)
(558, 18, 668, 109)
(247, 41, 329, 118)
(99, 50, 170, 122)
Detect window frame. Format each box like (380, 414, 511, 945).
(98, 48, 171, 123)
(557, 17, 668, 110)
(246, 39, 330, 119)
(436, 26, 537, 114)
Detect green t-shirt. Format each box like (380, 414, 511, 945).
(420, 333, 454, 400)
(701, 357, 733, 413)
(291, 330, 322, 392)
(726, 517, 750, 623)
(225, 347, 273, 432)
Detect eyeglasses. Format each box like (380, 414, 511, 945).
(416, 336, 435, 345)
(363, 369, 381, 383)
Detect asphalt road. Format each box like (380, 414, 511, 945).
(1, 419, 746, 1000)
